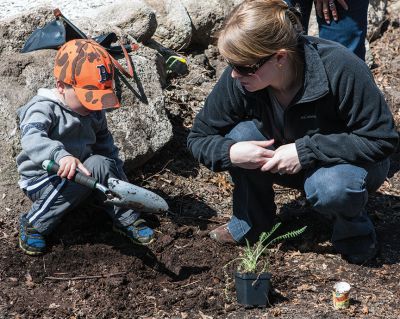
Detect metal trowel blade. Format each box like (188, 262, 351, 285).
(107, 178, 169, 213)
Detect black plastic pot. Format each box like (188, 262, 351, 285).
(235, 272, 272, 307)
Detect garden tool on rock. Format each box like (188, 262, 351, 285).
(42, 160, 168, 213)
(21, 9, 137, 78)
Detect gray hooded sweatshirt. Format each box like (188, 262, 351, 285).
(16, 88, 123, 188)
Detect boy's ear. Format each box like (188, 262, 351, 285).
(56, 80, 65, 94)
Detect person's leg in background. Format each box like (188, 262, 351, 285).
(317, 0, 369, 60)
(285, 0, 369, 60)
(303, 160, 389, 264)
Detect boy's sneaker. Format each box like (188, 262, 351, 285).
(113, 219, 154, 245)
(19, 215, 46, 256)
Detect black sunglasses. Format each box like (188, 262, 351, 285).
(227, 54, 275, 75)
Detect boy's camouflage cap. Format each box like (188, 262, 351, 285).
(54, 39, 120, 110)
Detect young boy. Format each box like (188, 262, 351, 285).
(16, 39, 154, 256)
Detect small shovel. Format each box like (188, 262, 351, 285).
(42, 160, 169, 214)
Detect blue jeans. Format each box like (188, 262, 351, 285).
(285, 0, 369, 60)
(225, 121, 389, 255)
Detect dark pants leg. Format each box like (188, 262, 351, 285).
(229, 166, 304, 243)
(84, 155, 139, 227)
(284, 0, 369, 60)
(225, 121, 303, 242)
(317, 0, 369, 61)
(228, 167, 275, 243)
(25, 155, 138, 235)
(284, 0, 313, 33)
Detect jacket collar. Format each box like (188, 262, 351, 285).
(296, 35, 329, 103)
(36, 88, 89, 116)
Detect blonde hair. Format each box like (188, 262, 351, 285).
(218, 0, 302, 65)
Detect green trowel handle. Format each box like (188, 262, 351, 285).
(42, 160, 98, 190)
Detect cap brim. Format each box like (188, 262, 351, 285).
(74, 87, 120, 111)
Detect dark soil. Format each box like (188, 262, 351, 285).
(1, 12, 400, 319)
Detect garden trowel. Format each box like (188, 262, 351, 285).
(42, 160, 168, 213)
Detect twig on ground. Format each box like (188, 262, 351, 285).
(143, 159, 174, 182)
(179, 279, 201, 288)
(42, 256, 46, 274)
(167, 210, 227, 224)
(45, 272, 126, 281)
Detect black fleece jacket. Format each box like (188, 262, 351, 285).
(187, 35, 398, 172)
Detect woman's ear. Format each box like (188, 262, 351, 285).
(275, 49, 288, 67)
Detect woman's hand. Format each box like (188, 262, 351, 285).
(230, 140, 275, 169)
(315, 0, 348, 24)
(261, 143, 302, 175)
(58, 156, 91, 179)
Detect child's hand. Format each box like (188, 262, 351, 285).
(58, 156, 91, 179)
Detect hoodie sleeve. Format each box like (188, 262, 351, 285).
(187, 68, 249, 172)
(18, 102, 71, 166)
(295, 54, 398, 168)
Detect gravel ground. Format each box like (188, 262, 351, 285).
(0, 0, 115, 21)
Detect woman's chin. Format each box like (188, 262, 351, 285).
(242, 84, 253, 91)
(243, 85, 260, 92)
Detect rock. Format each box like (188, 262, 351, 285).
(385, 87, 400, 114)
(365, 40, 374, 67)
(146, 0, 193, 51)
(0, 0, 157, 45)
(0, 50, 55, 186)
(384, 55, 400, 113)
(110, 45, 172, 171)
(368, 0, 388, 42)
(180, 0, 240, 47)
(387, 0, 400, 18)
(88, 0, 157, 43)
(204, 45, 225, 79)
(0, 7, 54, 55)
(307, 6, 318, 36)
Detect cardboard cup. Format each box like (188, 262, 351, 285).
(332, 281, 351, 309)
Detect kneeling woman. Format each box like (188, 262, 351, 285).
(187, 0, 398, 264)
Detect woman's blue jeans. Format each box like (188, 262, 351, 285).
(284, 0, 369, 60)
(225, 121, 389, 256)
